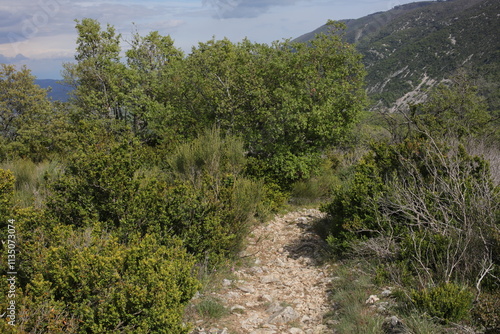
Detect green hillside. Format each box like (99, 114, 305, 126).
(296, 0, 500, 110)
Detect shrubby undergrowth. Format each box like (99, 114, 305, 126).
(320, 74, 500, 330)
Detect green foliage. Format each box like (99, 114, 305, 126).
(321, 137, 499, 285)
(169, 24, 366, 187)
(60, 19, 367, 187)
(124, 30, 184, 143)
(320, 148, 389, 253)
(290, 157, 340, 205)
(64, 18, 126, 120)
(411, 70, 492, 139)
(47, 138, 143, 228)
(0, 64, 72, 161)
(167, 127, 246, 186)
(324, 261, 384, 333)
(0, 168, 15, 217)
(472, 291, 500, 332)
(195, 297, 228, 319)
(0, 17, 371, 333)
(164, 128, 270, 262)
(0, 159, 62, 208)
(411, 283, 473, 323)
(23, 228, 199, 333)
(44, 127, 271, 266)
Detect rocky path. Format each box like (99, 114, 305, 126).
(190, 209, 333, 334)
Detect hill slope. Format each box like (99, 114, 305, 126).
(35, 79, 72, 102)
(296, 0, 500, 111)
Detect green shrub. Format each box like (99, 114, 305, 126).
(0, 159, 62, 208)
(472, 291, 500, 332)
(46, 140, 144, 228)
(320, 149, 388, 254)
(167, 126, 246, 187)
(0, 168, 14, 217)
(321, 139, 499, 288)
(290, 156, 340, 205)
(22, 228, 200, 334)
(411, 283, 473, 323)
(196, 297, 228, 319)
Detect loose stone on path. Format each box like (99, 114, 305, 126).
(190, 209, 331, 334)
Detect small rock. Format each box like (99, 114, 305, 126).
(275, 259, 286, 267)
(289, 328, 305, 334)
(237, 285, 255, 294)
(266, 302, 284, 315)
(297, 217, 308, 223)
(382, 316, 407, 334)
(365, 295, 380, 304)
(249, 330, 276, 334)
(381, 289, 392, 297)
(261, 275, 280, 284)
(259, 294, 273, 303)
(225, 291, 239, 299)
(313, 324, 328, 333)
(222, 279, 232, 287)
(300, 315, 311, 324)
(377, 305, 388, 314)
(250, 267, 264, 275)
(268, 306, 299, 325)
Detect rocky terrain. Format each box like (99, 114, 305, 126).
(188, 209, 334, 334)
(295, 0, 500, 111)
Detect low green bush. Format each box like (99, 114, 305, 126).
(21, 228, 200, 334)
(411, 283, 473, 323)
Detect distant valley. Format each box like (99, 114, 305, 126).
(35, 79, 72, 102)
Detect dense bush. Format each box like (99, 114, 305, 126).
(61, 19, 366, 188)
(44, 128, 269, 266)
(20, 228, 199, 333)
(411, 283, 473, 323)
(321, 138, 500, 325)
(0, 168, 15, 217)
(472, 291, 500, 332)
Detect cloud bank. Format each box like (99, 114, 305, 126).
(203, 0, 302, 18)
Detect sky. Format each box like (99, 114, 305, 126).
(0, 0, 429, 79)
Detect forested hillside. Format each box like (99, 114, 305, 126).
(296, 0, 500, 111)
(0, 14, 499, 334)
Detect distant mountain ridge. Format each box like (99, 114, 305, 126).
(295, 0, 500, 111)
(35, 79, 72, 102)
